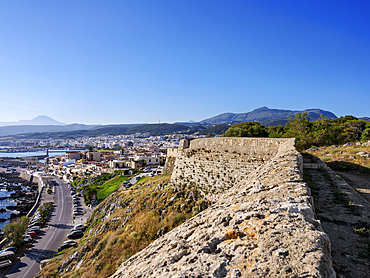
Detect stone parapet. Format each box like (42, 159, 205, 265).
(171, 138, 291, 200)
(110, 138, 335, 278)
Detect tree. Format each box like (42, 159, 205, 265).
(267, 125, 285, 138)
(2, 216, 29, 247)
(361, 122, 370, 141)
(222, 122, 268, 137)
(284, 113, 312, 150)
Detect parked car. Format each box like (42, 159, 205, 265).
(2, 247, 17, 253)
(27, 231, 37, 238)
(67, 230, 83, 239)
(57, 240, 78, 252)
(23, 235, 33, 243)
(27, 228, 40, 234)
(31, 216, 42, 222)
(73, 224, 87, 231)
(0, 260, 12, 269)
(29, 221, 43, 228)
(28, 225, 40, 231)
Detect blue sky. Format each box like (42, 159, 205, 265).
(0, 0, 369, 124)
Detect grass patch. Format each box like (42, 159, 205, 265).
(137, 176, 149, 184)
(320, 157, 331, 162)
(353, 222, 370, 237)
(97, 175, 131, 201)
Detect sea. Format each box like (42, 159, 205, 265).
(0, 149, 74, 159)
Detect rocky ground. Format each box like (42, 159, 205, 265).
(303, 154, 370, 277)
(0, 172, 38, 217)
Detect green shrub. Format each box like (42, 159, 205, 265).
(2, 216, 29, 247)
(321, 157, 331, 163)
(129, 231, 138, 238)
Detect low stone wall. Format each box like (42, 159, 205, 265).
(19, 171, 45, 217)
(111, 138, 335, 278)
(171, 138, 289, 200)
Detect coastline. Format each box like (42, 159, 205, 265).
(0, 172, 38, 228)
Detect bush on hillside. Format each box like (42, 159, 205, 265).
(222, 113, 369, 151)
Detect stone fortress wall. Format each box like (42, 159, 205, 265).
(170, 138, 293, 200)
(111, 137, 335, 278)
(163, 147, 178, 175)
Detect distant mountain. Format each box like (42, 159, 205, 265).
(0, 123, 101, 137)
(201, 107, 337, 126)
(0, 115, 65, 127)
(359, 117, 370, 121)
(8, 123, 190, 139)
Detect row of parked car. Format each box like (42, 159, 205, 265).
(55, 184, 87, 253)
(68, 184, 83, 216)
(23, 211, 45, 243)
(57, 224, 87, 252)
(0, 209, 46, 269)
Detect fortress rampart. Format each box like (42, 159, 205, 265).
(171, 138, 296, 200)
(111, 137, 335, 278)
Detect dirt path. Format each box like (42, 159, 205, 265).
(303, 157, 370, 277)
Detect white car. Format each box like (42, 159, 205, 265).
(23, 235, 32, 243)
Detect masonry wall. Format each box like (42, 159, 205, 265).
(111, 138, 335, 278)
(171, 138, 289, 200)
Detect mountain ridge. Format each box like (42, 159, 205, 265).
(200, 106, 337, 125)
(0, 115, 65, 127)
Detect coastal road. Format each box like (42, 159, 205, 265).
(5, 176, 72, 278)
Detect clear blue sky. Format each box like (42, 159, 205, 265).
(0, 0, 369, 124)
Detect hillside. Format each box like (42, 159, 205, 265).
(38, 175, 211, 278)
(5, 123, 231, 139)
(201, 106, 337, 125)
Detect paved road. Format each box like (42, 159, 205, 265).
(5, 176, 73, 278)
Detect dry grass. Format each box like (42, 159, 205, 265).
(38, 175, 210, 278)
(306, 143, 370, 168)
